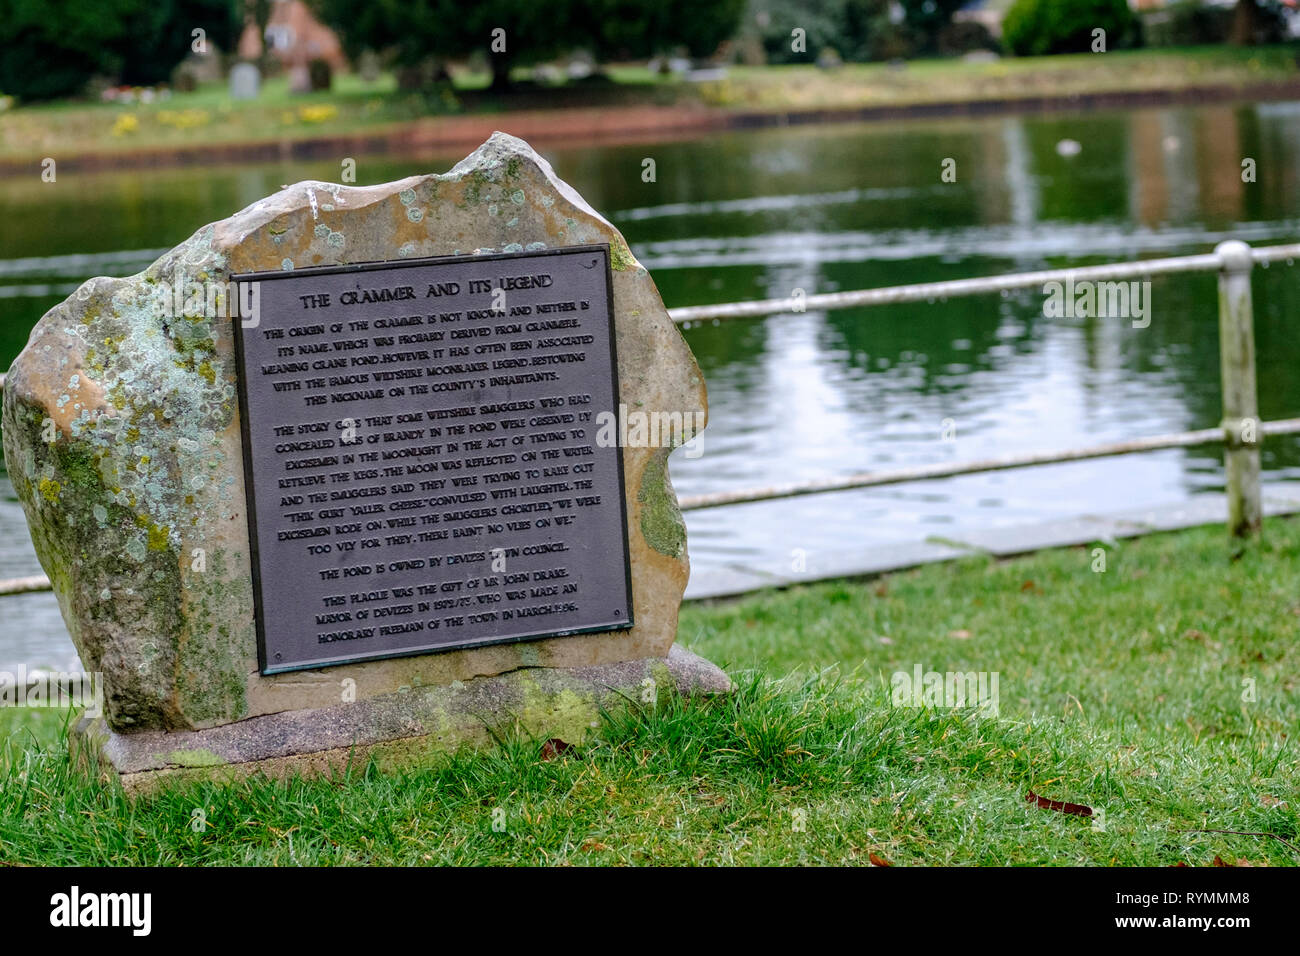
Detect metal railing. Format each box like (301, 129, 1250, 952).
(671, 239, 1288, 535)
(0, 239, 1292, 597)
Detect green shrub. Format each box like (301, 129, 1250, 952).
(1002, 0, 1139, 57)
(0, 0, 237, 101)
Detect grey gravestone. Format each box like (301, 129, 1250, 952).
(229, 62, 260, 100)
(1, 133, 727, 791)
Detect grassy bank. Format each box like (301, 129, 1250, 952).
(689, 44, 1300, 111)
(2, 45, 1298, 164)
(2, 516, 1297, 866)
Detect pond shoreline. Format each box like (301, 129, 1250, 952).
(7, 77, 1300, 176)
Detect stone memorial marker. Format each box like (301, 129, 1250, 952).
(2, 133, 726, 791)
(228, 62, 260, 100)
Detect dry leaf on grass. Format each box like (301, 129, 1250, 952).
(540, 738, 575, 761)
(1026, 790, 1093, 817)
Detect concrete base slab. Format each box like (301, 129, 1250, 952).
(941, 514, 1154, 557)
(1105, 496, 1228, 533)
(72, 645, 730, 794)
(685, 564, 787, 600)
(685, 540, 973, 600)
(1262, 482, 1300, 511)
(798, 540, 978, 580)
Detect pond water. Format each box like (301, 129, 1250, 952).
(4, 101, 1300, 669)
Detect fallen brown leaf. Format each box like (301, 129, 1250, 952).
(868, 852, 893, 867)
(540, 738, 575, 761)
(1026, 790, 1093, 817)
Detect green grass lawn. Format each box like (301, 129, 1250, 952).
(2, 517, 1298, 866)
(2, 45, 1298, 162)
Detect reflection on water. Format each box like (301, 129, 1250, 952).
(3, 104, 1300, 667)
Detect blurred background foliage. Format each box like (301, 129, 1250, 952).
(0, 0, 1292, 102)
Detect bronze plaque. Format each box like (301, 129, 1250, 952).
(232, 246, 632, 674)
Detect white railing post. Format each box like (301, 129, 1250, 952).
(1215, 240, 1262, 541)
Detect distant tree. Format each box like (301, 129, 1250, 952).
(1230, 0, 1291, 45)
(315, 0, 579, 91)
(1232, 0, 1262, 45)
(0, 0, 116, 100)
(666, 0, 749, 59)
(581, 0, 745, 61)
(752, 0, 910, 64)
(0, 0, 238, 100)
(240, 0, 274, 66)
(116, 0, 240, 86)
(837, 0, 905, 62)
(315, 0, 452, 72)
(579, 0, 665, 62)
(454, 0, 579, 91)
(896, 0, 966, 54)
(752, 0, 845, 63)
(315, 0, 744, 89)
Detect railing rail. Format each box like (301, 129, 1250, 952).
(665, 240, 1300, 324)
(0, 239, 1291, 596)
(680, 418, 1300, 511)
(669, 239, 1278, 541)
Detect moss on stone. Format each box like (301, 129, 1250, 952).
(146, 524, 170, 552)
(637, 450, 686, 558)
(53, 444, 102, 493)
(609, 238, 637, 272)
(166, 748, 225, 768)
(464, 175, 484, 207)
(519, 681, 600, 743)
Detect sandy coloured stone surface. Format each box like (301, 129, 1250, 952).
(3, 133, 707, 733)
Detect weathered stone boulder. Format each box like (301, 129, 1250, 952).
(2, 133, 713, 743)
